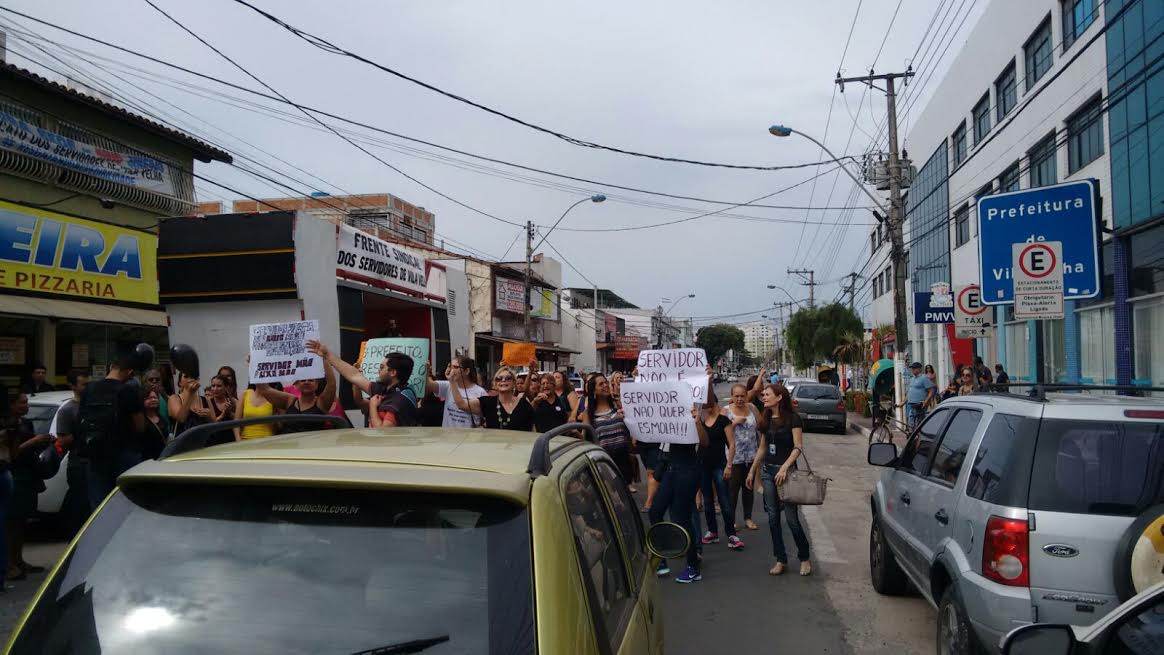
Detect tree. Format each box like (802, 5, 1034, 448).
(785, 303, 865, 368)
(695, 324, 745, 365)
(832, 331, 867, 365)
(736, 348, 757, 367)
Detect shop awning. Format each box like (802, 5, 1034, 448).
(475, 334, 580, 355)
(0, 296, 168, 327)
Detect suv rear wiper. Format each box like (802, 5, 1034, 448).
(350, 634, 450, 654)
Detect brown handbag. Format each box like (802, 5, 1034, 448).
(777, 450, 829, 505)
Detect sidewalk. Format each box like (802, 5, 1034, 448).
(0, 540, 69, 643)
(847, 412, 909, 445)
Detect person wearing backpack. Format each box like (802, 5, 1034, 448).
(76, 352, 145, 511)
(306, 339, 418, 427)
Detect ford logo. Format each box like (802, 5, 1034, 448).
(1043, 544, 1079, 558)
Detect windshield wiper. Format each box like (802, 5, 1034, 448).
(350, 635, 450, 654)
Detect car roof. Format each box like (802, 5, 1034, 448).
(26, 391, 73, 406)
(120, 427, 591, 504)
(939, 391, 1164, 418)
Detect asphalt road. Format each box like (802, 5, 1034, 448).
(652, 383, 935, 655)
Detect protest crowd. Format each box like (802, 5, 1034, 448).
(900, 355, 1011, 428)
(0, 328, 820, 591)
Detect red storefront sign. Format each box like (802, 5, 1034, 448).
(611, 335, 647, 360)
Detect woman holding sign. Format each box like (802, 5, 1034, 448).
(449, 366, 534, 431)
(250, 359, 338, 434)
(748, 383, 812, 576)
(697, 390, 742, 550)
(580, 375, 635, 488)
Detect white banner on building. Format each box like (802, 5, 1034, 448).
(248, 320, 323, 385)
(495, 277, 525, 313)
(634, 347, 710, 403)
(619, 380, 699, 444)
(336, 224, 427, 295)
(0, 110, 172, 193)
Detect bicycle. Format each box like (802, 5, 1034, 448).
(868, 398, 908, 446)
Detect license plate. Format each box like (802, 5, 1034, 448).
(806, 414, 829, 420)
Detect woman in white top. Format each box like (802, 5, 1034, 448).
(426, 356, 488, 428)
(725, 383, 761, 531)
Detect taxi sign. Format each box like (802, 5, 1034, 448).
(1013, 241, 1064, 319)
(954, 284, 991, 338)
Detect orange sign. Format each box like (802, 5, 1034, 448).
(501, 342, 537, 367)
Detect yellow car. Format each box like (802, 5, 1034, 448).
(5, 419, 688, 654)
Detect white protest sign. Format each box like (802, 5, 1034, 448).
(619, 380, 699, 445)
(634, 347, 710, 403)
(1012, 241, 1064, 320)
(336, 224, 428, 296)
(358, 337, 429, 399)
(248, 320, 323, 385)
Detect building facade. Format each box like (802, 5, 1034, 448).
(740, 319, 775, 360)
(229, 193, 436, 247)
(0, 62, 230, 388)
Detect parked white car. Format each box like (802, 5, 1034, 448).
(25, 391, 73, 515)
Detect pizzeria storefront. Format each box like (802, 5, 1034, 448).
(0, 200, 167, 388)
(158, 211, 453, 410)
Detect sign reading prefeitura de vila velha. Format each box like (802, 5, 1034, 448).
(0, 200, 158, 305)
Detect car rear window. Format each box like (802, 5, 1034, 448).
(1029, 419, 1164, 516)
(795, 385, 841, 400)
(965, 413, 1039, 507)
(26, 403, 58, 435)
(10, 485, 534, 655)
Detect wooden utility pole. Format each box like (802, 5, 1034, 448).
(523, 220, 534, 341)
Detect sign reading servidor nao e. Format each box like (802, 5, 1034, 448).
(0, 200, 158, 304)
(336, 224, 427, 296)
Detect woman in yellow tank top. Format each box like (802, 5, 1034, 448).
(233, 385, 277, 440)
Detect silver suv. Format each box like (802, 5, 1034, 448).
(866, 389, 1164, 654)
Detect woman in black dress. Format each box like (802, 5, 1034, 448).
(449, 366, 534, 431)
(253, 360, 338, 432)
(531, 375, 571, 433)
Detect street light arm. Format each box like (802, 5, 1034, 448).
(532, 197, 588, 253)
(774, 126, 889, 214)
(767, 285, 808, 307)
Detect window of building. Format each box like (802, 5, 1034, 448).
(1028, 132, 1058, 188)
(999, 161, 1021, 192)
(995, 61, 1017, 121)
(1067, 95, 1104, 173)
(1133, 295, 1164, 397)
(1024, 16, 1053, 91)
(951, 122, 967, 167)
(1062, 0, 1095, 52)
(1079, 304, 1116, 386)
(1005, 321, 1030, 382)
(1042, 318, 1067, 383)
(884, 266, 892, 295)
(954, 204, 970, 248)
(874, 275, 881, 298)
(972, 93, 991, 144)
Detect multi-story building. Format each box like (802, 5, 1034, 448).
(740, 319, 775, 361)
(884, 0, 1161, 388)
(226, 193, 437, 246)
(0, 62, 231, 387)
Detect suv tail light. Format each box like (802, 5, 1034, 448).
(982, 515, 1029, 587)
(836, 400, 846, 412)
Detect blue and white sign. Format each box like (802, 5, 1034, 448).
(913, 283, 954, 324)
(977, 179, 1100, 305)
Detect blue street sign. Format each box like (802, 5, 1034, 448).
(914, 292, 954, 323)
(977, 179, 1100, 305)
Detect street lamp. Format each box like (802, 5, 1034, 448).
(766, 284, 807, 307)
(655, 293, 694, 349)
(526, 194, 606, 340)
(768, 124, 888, 213)
(664, 293, 695, 316)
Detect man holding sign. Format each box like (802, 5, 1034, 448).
(306, 339, 418, 428)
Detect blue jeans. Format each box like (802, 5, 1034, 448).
(0, 470, 11, 587)
(761, 463, 811, 563)
(649, 457, 700, 570)
(87, 449, 141, 511)
(699, 461, 735, 537)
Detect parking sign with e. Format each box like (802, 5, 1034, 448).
(954, 284, 991, 338)
(1013, 241, 1065, 319)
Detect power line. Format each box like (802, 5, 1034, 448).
(227, 0, 861, 173)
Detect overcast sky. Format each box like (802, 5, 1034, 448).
(2, 0, 983, 324)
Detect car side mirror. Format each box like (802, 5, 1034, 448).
(1001, 624, 1075, 655)
(867, 442, 898, 467)
(646, 522, 689, 559)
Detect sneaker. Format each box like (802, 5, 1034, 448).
(675, 566, 702, 584)
(727, 535, 745, 550)
(701, 531, 720, 544)
(656, 562, 671, 577)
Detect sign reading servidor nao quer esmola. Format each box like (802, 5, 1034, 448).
(336, 224, 427, 296)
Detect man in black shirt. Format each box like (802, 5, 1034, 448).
(307, 339, 418, 427)
(22, 363, 54, 395)
(76, 353, 145, 510)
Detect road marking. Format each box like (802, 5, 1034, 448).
(802, 505, 847, 564)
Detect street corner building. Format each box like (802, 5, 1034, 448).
(0, 61, 230, 387)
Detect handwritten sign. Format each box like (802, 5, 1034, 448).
(248, 320, 323, 385)
(619, 380, 698, 445)
(501, 341, 537, 367)
(357, 337, 429, 399)
(634, 347, 709, 403)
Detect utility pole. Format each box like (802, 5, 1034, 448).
(523, 220, 534, 341)
(787, 268, 816, 308)
(838, 67, 914, 423)
(842, 272, 861, 310)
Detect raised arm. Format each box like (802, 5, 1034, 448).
(350, 381, 369, 413)
(254, 384, 296, 411)
(316, 360, 338, 412)
(169, 376, 200, 423)
(306, 339, 372, 394)
(448, 369, 483, 415)
(233, 393, 246, 441)
(723, 421, 736, 480)
(747, 368, 767, 402)
(691, 407, 710, 448)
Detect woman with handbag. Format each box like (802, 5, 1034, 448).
(748, 383, 812, 576)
